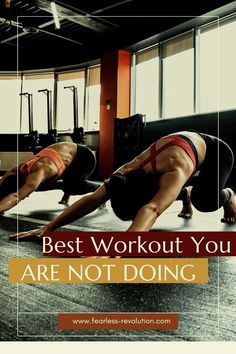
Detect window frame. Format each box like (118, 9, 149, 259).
(84, 65, 101, 132)
(132, 13, 236, 120)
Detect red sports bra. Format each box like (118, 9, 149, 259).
(140, 135, 198, 173)
(20, 147, 66, 179)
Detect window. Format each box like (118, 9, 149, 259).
(162, 32, 194, 118)
(56, 71, 85, 131)
(0, 76, 21, 133)
(200, 17, 236, 112)
(135, 46, 159, 121)
(85, 66, 101, 131)
(22, 74, 54, 133)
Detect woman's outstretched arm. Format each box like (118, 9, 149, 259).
(10, 185, 109, 240)
(0, 169, 46, 213)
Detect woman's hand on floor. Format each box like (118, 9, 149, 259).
(9, 226, 47, 241)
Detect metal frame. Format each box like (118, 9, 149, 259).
(159, 44, 163, 118)
(194, 27, 200, 114)
(131, 12, 236, 121)
(38, 89, 53, 132)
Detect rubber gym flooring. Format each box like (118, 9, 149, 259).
(0, 190, 236, 341)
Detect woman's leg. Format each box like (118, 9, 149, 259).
(221, 188, 236, 223)
(58, 192, 70, 206)
(178, 187, 193, 219)
(190, 135, 235, 222)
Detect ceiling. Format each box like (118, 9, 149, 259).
(0, 0, 235, 71)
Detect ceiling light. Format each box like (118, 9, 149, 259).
(51, 1, 60, 29)
(5, 0, 11, 8)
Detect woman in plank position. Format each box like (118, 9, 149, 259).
(10, 131, 236, 240)
(0, 142, 97, 213)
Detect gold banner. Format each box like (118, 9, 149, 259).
(9, 258, 208, 284)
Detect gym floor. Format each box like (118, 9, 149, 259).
(0, 190, 236, 341)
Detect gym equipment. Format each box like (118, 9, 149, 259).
(64, 85, 84, 144)
(114, 113, 145, 169)
(37, 89, 58, 148)
(19, 92, 39, 151)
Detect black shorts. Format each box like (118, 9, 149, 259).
(62, 144, 96, 193)
(190, 133, 234, 211)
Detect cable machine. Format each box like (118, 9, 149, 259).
(38, 89, 58, 147)
(64, 85, 84, 143)
(19, 92, 39, 151)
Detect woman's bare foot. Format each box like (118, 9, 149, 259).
(221, 188, 236, 224)
(58, 193, 70, 207)
(178, 187, 193, 219)
(58, 200, 69, 206)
